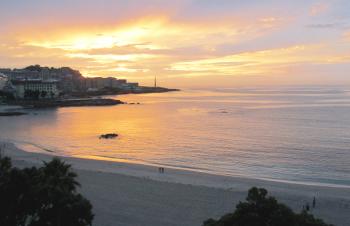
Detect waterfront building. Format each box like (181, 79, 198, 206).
(0, 66, 84, 93)
(0, 69, 40, 80)
(119, 82, 139, 91)
(11, 79, 59, 99)
(1, 66, 140, 94)
(83, 77, 130, 90)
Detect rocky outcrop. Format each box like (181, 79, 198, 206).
(7, 98, 124, 108)
(99, 133, 118, 139)
(0, 112, 27, 116)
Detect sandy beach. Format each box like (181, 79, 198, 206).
(1, 141, 349, 226)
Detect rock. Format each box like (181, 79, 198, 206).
(99, 133, 118, 139)
(6, 98, 124, 108)
(0, 112, 27, 116)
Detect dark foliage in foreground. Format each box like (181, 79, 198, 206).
(0, 90, 15, 101)
(203, 187, 333, 226)
(0, 153, 93, 226)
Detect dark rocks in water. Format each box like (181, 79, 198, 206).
(99, 133, 118, 139)
(0, 112, 27, 116)
(217, 109, 228, 114)
(6, 98, 124, 108)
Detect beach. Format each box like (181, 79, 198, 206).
(1, 141, 349, 226)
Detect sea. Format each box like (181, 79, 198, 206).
(1, 86, 350, 187)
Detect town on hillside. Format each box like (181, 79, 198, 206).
(0, 65, 178, 101)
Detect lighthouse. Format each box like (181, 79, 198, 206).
(154, 76, 157, 88)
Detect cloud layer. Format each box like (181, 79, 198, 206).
(0, 0, 349, 87)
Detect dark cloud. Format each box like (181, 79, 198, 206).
(306, 23, 344, 29)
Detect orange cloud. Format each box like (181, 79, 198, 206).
(167, 44, 350, 77)
(6, 14, 287, 79)
(1, 8, 349, 87)
(17, 13, 286, 53)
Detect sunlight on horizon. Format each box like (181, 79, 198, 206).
(0, 1, 349, 87)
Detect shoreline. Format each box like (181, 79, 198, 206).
(0, 87, 178, 110)
(6, 139, 350, 190)
(1, 141, 350, 226)
(59, 86, 180, 99)
(4, 98, 124, 108)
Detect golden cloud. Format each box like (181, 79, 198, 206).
(167, 44, 350, 77)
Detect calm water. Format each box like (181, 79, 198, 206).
(1, 87, 350, 187)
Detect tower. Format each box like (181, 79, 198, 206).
(154, 76, 157, 88)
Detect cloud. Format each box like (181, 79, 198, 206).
(167, 44, 350, 78)
(310, 2, 329, 16)
(0, 1, 349, 87)
(344, 31, 350, 40)
(306, 23, 343, 29)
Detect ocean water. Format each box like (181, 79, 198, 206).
(1, 87, 350, 187)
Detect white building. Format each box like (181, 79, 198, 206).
(11, 79, 59, 99)
(119, 82, 139, 91)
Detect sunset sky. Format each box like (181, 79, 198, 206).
(1, 0, 350, 87)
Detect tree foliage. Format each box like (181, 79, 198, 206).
(0, 154, 93, 226)
(203, 187, 333, 226)
(24, 65, 42, 72)
(24, 90, 40, 100)
(0, 90, 15, 100)
(40, 91, 47, 98)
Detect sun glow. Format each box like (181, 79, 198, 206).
(1, 1, 350, 87)
(24, 17, 172, 51)
(66, 53, 157, 63)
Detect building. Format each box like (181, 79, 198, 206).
(83, 77, 129, 90)
(0, 66, 85, 93)
(0, 73, 8, 90)
(0, 69, 40, 80)
(11, 79, 59, 99)
(0, 66, 141, 94)
(123, 82, 139, 91)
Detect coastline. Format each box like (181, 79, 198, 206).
(4, 98, 123, 108)
(1, 141, 349, 226)
(9, 138, 350, 190)
(0, 86, 178, 110)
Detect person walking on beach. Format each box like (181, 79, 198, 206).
(158, 167, 165, 173)
(312, 196, 316, 208)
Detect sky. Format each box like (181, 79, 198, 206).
(0, 0, 350, 88)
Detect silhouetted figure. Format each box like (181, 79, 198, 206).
(158, 167, 165, 173)
(312, 197, 316, 208)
